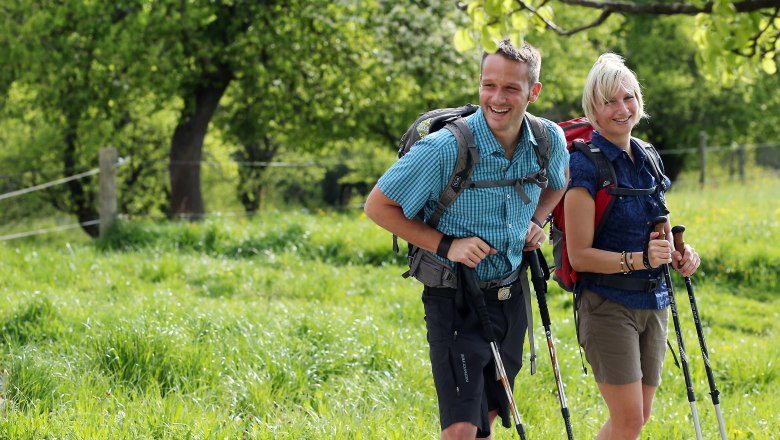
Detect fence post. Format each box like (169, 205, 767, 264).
(699, 132, 708, 187)
(738, 143, 746, 183)
(99, 148, 118, 237)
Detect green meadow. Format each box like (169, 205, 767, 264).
(0, 177, 777, 439)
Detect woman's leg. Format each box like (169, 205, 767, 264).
(641, 383, 658, 425)
(596, 380, 645, 440)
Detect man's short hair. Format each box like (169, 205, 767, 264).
(481, 39, 541, 85)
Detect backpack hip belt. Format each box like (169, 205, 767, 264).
(407, 248, 522, 291)
(580, 272, 663, 292)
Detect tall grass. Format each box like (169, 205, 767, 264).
(0, 178, 777, 438)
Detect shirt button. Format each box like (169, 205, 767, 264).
(508, 224, 512, 228)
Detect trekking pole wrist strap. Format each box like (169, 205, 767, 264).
(642, 248, 652, 269)
(437, 235, 455, 259)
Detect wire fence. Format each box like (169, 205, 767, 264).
(1, 141, 779, 242)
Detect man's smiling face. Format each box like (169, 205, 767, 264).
(479, 53, 540, 149)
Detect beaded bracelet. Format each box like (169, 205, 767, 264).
(619, 251, 628, 274)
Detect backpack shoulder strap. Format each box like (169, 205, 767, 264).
(427, 117, 479, 229)
(524, 113, 551, 172)
(572, 140, 616, 191)
(632, 138, 670, 214)
(633, 138, 666, 185)
(572, 140, 617, 238)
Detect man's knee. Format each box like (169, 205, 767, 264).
(441, 421, 478, 440)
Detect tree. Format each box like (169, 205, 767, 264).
(0, 1, 172, 236)
(457, 0, 780, 83)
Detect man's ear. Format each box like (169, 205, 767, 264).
(528, 82, 542, 103)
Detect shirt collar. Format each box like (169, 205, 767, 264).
(591, 131, 647, 164)
(471, 107, 536, 155)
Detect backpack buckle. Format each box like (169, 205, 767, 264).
(646, 277, 660, 292)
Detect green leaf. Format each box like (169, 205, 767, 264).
(454, 28, 476, 52)
(761, 56, 777, 75)
(485, 0, 502, 16)
(481, 28, 499, 52)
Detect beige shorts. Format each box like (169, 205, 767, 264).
(578, 289, 669, 386)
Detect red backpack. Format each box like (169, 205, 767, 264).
(550, 117, 668, 292)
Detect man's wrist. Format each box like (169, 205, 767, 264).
(437, 235, 455, 259)
(531, 217, 543, 228)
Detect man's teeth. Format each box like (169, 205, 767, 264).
(491, 107, 509, 113)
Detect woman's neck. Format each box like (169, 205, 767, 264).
(601, 133, 631, 151)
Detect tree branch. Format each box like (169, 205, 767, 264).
(742, 6, 780, 56)
(516, 0, 613, 36)
(557, 0, 780, 15)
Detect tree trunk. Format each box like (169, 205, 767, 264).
(168, 78, 231, 219)
(63, 129, 99, 237)
(236, 136, 278, 214)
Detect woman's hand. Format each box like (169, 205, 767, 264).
(647, 231, 673, 268)
(672, 244, 700, 277)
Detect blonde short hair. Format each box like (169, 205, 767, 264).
(582, 53, 647, 131)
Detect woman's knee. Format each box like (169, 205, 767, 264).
(612, 412, 645, 438)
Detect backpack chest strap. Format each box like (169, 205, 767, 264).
(465, 171, 549, 204)
(607, 184, 663, 197)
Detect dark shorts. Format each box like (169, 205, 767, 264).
(422, 282, 527, 438)
(578, 289, 668, 386)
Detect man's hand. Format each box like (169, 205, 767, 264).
(523, 220, 546, 251)
(447, 237, 497, 268)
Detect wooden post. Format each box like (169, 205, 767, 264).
(99, 148, 118, 237)
(738, 143, 746, 183)
(699, 132, 708, 187)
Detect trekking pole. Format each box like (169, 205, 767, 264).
(651, 216, 703, 440)
(461, 265, 527, 440)
(672, 225, 727, 440)
(525, 249, 574, 440)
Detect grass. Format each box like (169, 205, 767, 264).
(0, 177, 777, 438)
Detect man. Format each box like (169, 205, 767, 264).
(364, 40, 568, 439)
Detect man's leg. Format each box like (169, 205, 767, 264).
(440, 410, 499, 440)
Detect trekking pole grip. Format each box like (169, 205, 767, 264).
(651, 216, 667, 240)
(672, 225, 686, 254)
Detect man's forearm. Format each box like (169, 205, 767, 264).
(533, 185, 567, 225)
(364, 185, 444, 254)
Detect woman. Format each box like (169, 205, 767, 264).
(564, 53, 701, 439)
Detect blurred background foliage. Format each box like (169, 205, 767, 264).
(0, 0, 778, 236)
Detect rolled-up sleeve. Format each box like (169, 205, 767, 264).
(377, 131, 454, 219)
(545, 122, 569, 190)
